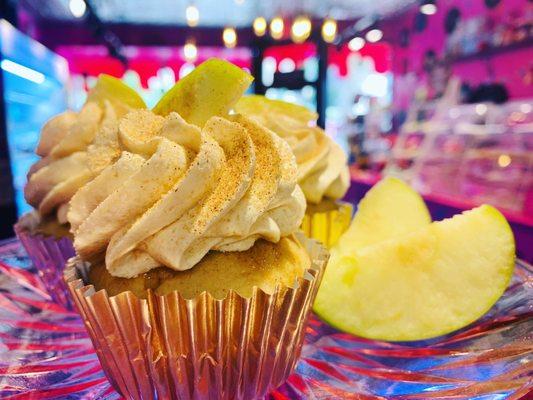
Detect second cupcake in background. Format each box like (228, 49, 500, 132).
(15, 75, 146, 308)
(235, 95, 352, 247)
(65, 59, 328, 400)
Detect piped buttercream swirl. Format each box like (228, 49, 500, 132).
(235, 96, 350, 204)
(68, 111, 306, 278)
(24, 100, 126, 223)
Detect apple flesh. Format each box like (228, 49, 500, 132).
(153, 58, 253, 127)
(337, 177, 431, 252)
(87, 74, 146, 111)
(314, 205, 515, 341)
(235, 95, 318, 124)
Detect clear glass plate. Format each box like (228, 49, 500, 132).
(0, 238, 531, 399)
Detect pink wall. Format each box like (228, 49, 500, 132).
(385, 0, 532, 110)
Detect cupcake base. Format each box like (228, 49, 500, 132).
(15, 212, 75, 309)
(64, 234, 328, 400)
(301, 200, 353, 248)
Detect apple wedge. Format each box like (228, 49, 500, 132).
(87, 74, 146, 110)
(337, 177, 431, 252)
(153, 58, 253, 127)
(314, 205, 515, 341)
(235, 95, 318, 124)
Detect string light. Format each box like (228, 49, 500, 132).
(498, 154, 511, 168)
(186, 4, 199, 27)
(183, 39, 198, 62)
(365, 28, 383, 43)
(291, 15, 312, 43)
(0, 59, 45, 84)
(69, 0, 86, 18)
(253, 17, 267, 36)
(223, 27, 237, 48)
(475, 103, 488, 116)
(348, 37, 365, 51)
(270, 16, 284, 40)
(321, 18, 337, 43)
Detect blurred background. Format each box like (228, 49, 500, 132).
(0, 0, 531, 259)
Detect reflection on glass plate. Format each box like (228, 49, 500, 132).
(0, 238, 531, 399)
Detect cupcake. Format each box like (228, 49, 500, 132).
(65, 97, 328, 398)
(15, 75, 145, 308)
(235, 95, 352, 247)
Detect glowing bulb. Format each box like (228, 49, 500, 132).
(498, 154, 511, 168)
(253, 16, 267, 36)
(279, 58, 296, 73)
(348, 37, 365, 51)
(322, 18, 337, 43)
(475, 103, 488, 116)
(520, 103, 532, 114)
(291, 15, 311, 43)
(223, 27, 237, 48)
(0, 59, 45, 84)
(420, 4, 437, 15)
(183, 40, 197, 62)
(186, 5, 199, 27)
(366, 29, 383, 43)
(270, 16, 284, 40)
(69, 0, 86, 18)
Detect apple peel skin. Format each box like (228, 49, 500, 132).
(314, 205, 515, 342)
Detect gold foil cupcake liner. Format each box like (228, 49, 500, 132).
(300, 201, 353, 248)
(15, 212, 75, 309)
(64, 234, 328, 400)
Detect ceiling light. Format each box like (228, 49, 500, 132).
(183, 40, 198, 62)
(0, 59, 45, 84)
(253, 17, 267, 36)
(279, 58, 296, 73)
(321, 18, 337, 43)
(270, 16, 284, 40)
(348, 37, 365, 51)
(186, 5, 199, 27)
(420, 4, 437, 15)
(69, 0, 86, 18)
(291, 15, 312, 43)
(223, 27, 237, 48)
(498, 154, 511, 168)
(520, 103, 532, 113)
(420, 0, 437, 15)
(365, 28, 383, 43)
(475, 103, 488, 116)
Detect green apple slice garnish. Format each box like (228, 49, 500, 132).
(337, 177, 431, 252)
(153, 58, 253, 127)
(235, 95, 318, 124)
(87, 74, 146, 110)
(314, 205, 515, 341)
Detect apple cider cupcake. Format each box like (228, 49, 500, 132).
(64, 59, 328, 400)
(235, 95, 352, 247)
(15, 75, 145, 308)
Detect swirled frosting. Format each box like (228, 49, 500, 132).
(235, 96, 350, 204)
(24, 101, 125, 224)
(68, 110, 306, 278)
